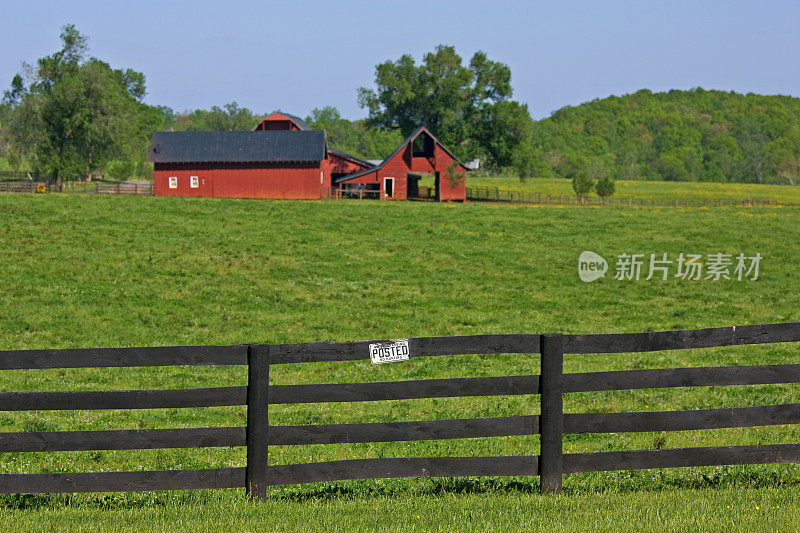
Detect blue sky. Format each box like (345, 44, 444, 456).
(2, 1, 799, 120)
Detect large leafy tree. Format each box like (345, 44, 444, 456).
(305, 106, 403, 160)
(358, 45, 530, 169)
(171, 102, 259, 131)
(3, 25, 151, 189)
(0, 102, 11, 159)
(470, 100, 536, 175)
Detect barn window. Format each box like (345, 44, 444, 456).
(190, 176, 199, 188)
(168, 177, 178, 189)
(412, 132, 434, 157)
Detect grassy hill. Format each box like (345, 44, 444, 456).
(531, 88, 800, 184)
(0, 195, 798, 529)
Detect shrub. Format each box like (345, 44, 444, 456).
(572, 173, 594, 203)
(596, 177, 616, 202)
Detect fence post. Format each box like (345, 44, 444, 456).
(539, 333, 563, 494)
(246, 344, 270, 500)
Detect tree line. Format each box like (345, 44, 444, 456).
(2, 26, 799, 186)
(532, 88, 800, 185)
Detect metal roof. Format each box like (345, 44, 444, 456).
(280, 113, 312, 131)
(252, 112, 313, 132)
(150, 131, 326, 164)
(327, 147, 375, 168)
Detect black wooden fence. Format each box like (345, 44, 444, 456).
(1, 322, 799, 497)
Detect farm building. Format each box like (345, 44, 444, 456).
(149, 113, 468, 200)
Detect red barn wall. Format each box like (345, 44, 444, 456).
(255, 120, 300, 131)
(253, 114, 302, 131)
(339, 142, 467, 201)
(342, 147, 409, 200)
(433, 144, 466, 201)
(324, 152, 371, 177)
(153, 166, 214, 197)
(154, 162, 324, 199)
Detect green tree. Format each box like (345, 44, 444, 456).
(0, 102, 12, 159)
(358, 45, 523, 167)
(572, 172, 594, 204)
(173, 102, 258, 131)
(305, 106, 403, 160)
(471, 100, 535, 175)
(3, 25, 154, 189)
(596, 177, 616, 202)
(306, 106, 360, 153)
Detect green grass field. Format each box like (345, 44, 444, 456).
(0, 194, 798, 530)
(466, 176, 800, 204)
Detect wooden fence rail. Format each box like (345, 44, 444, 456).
(0, 322, 799, 497)
(0, 180, 153, 196)
(465, 186, 789, 208)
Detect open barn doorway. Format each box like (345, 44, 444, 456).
(340, 182, 380, 199)
(406, 172, 437, 200)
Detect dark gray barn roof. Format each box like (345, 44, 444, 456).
(327, 147, 375, 168)
(149, 131, 326, 163)
(280, 113, 312, 131)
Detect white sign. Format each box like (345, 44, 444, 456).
(369, 339, 410, 364)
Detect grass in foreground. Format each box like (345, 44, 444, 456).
(0, 194, 798, 528)
(2, 486, 799, 532)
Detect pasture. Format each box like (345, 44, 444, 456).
(0, 194, 798, 530)
(467, 176, 800, 204)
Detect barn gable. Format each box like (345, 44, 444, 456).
(333, 127, 468, 201)
(253, 113, 312, 131)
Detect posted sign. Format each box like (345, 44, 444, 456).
(369, 339, 410, 364)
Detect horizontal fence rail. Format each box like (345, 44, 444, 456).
(0, 322, 798, 496)
(0, 427, 245, 453)
(0, 387, 247, 411)
(0, 180, 153, 196)
(464, 186, 790, 208)
(269, 334, 541, 364)
(563, 322, 800, 353)
(265, 456, 539, 486)
(1, 469, 245, 494)
(0, 344, 248, 369)
(562, 444, 800, 473)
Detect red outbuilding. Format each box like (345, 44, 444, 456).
(334, 127, 467, 201)
(150, 113, 467, 200)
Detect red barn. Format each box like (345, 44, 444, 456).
(150, 113, 467, 200)
(253, 112, 309, 131)
(334, 127, 467, 201)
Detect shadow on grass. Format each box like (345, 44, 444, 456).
(270, 466, 800, 502)
(2, 466, 799, 510)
